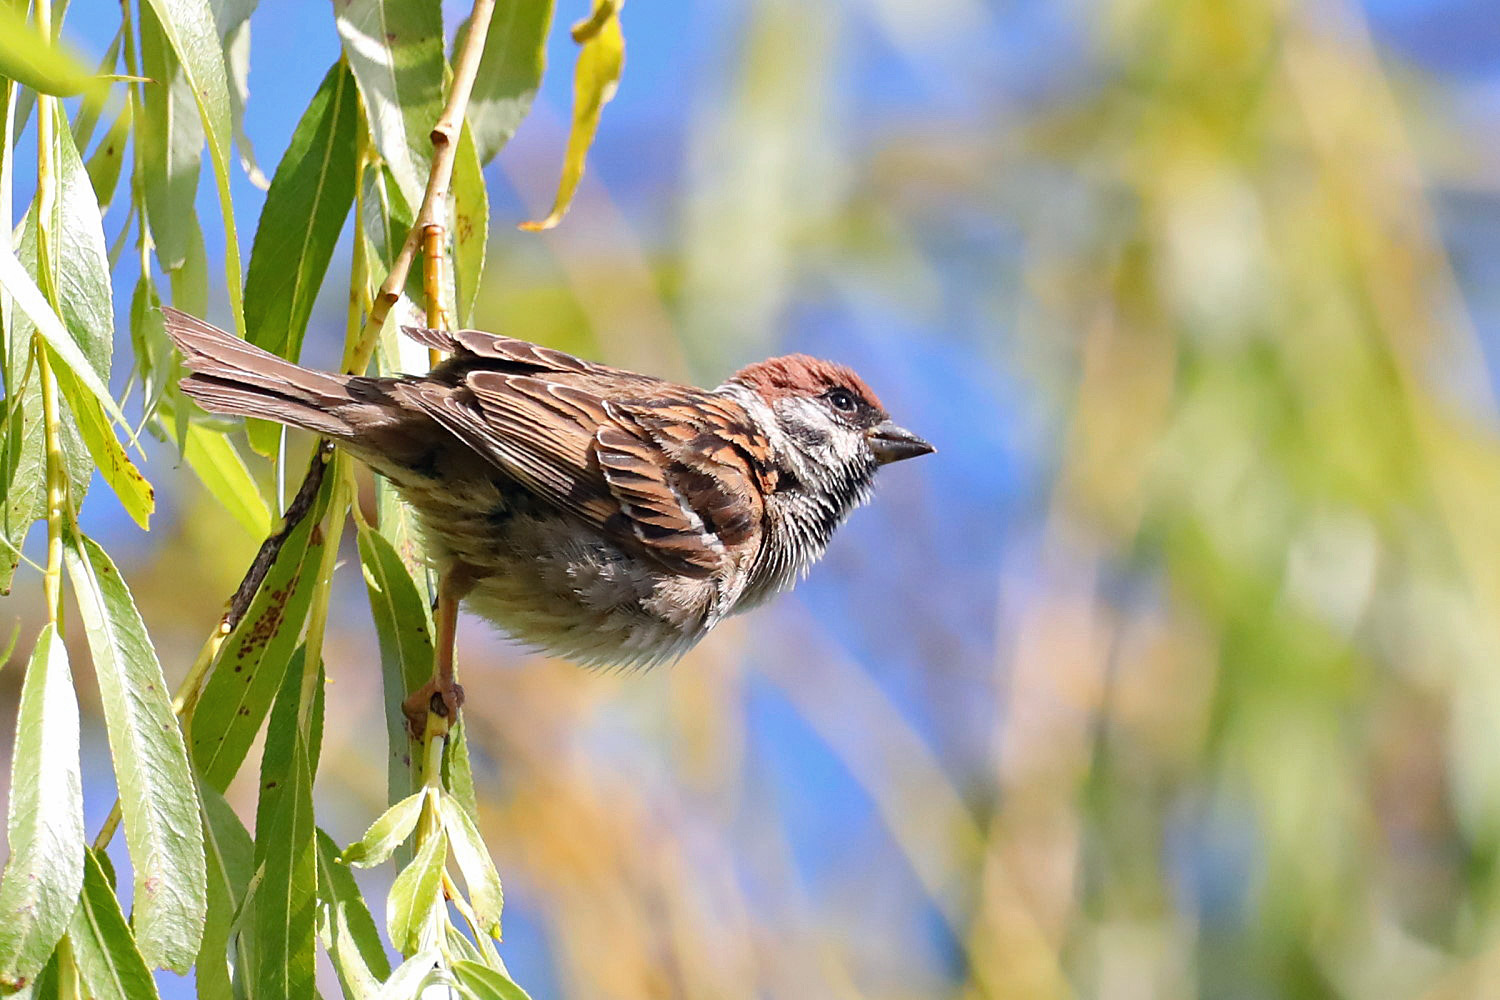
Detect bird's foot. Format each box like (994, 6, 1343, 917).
(402, 677, 466, 740)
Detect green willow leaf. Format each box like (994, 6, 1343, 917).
(379, 949, 442, 1000)
(138, 5, 205, 273)
(83, 100, 132, 210)
(0, 245, 128, 428)
(195, 781, 254, 1000)
(519, 0, 623, 232)
(243, 58, 358, 362)
(63, 534, 206, 973)
(190, 471, 333, 790)
(0, 4, 97, 97)
(386, 828, 446, 955)
(140, 0, 245, 331)
(457, 0, 553, 164)
(334, 0, 444, 210)
(251, 654, 318, 1000)
(212, 0, 269, 189)
(438, 793, 503, 939)
(51, 363, 154, 528)
(316, 828, 391, 983)
(68, 850, 160, 1000)
(324, 903, 380, 1000)
(452, 960, 533, 1000)
(356, 522, 434, 800)
(178, 412, 272, 538)
(0, 379, 47, 592)
(0, 625, 83, 992)
(341, 790, 427, 869)
(451, 122, 488, 327)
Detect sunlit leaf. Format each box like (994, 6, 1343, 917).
(140, 0, 245, 330)
(138, 6, 206, 274)
(190, 471, 333, 790)
(243, 58, 358, 362)
(68, 851, 160, 1000)
(452, 960, 532, 1000)
(386, 827, 446, 955)
(251, 654, 318, 1000)
(356, 522, 434, 800)
(83, 100, 132, 209)
(377, 949, 442, 1000)
(0, 4, 98, 98)
(212, 0, 270, 189)
(64, 533, 206, 972)
(315, 828, 391, 986)
(456, 0, 553, 164)
(341, 790, 427, 869)
(519, 0, 623, 232)
(439, 793, 503, 939)
(0, 245, 128, 428)
(0, 625, 83, 992)
(52, 363, 154, 528)
(175, 410, 271, 538)
(195, 781, 254, 1000)
(451, 122, 488, 327)
(334, 0, 444, 210)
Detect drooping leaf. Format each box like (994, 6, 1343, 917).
(138, 5, 205, 274)
(356, 522, 433, 801)
(52, 362, 154, 528)
(442, 714, 481, 828)
(377, 949, 443, 1000)
(0, 4, 98, 98)
(333, 0, 445, 210)
(67, 850, 160, 1000)
(519, 0, 624, 232)
(438, 793, 503, 939)
(0, 379, 47, 592)
(212, 0, 269, 189)
(323, 902, 381, 1000)
(386, 828, 446, 955)
(190, 470, 333, 790)
(176, 410, 272, 538)
(139, 0, 245, 331)
(456, 0, 554, 164)
(83, 100, 132, 210)
(195, 781, 255, 1000)
(63, 534, 206, 973)
(452, 960, 533, 1000)
(0, 625, 83, 992)
(251, 653, 318, 1000)
(242, 58, 358, 362)
(315, 828, 391, 984)
(340, 790, 427, 869)
(451, 122, 488, 327)
(0, 245, 128, 428)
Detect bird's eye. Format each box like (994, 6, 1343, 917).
(826, 387, 857, 413)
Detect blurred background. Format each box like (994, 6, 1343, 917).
(10, 0, 1500, 996)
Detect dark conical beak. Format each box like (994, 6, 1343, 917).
(868, 421, 935, 465)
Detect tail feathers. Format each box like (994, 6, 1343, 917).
(162, 308, 357, 436)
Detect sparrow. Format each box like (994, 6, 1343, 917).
(162, 308, 933, 728)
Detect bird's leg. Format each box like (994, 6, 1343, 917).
(403, 571, 470, 739)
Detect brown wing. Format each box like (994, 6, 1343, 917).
(396, 330, 766, 576)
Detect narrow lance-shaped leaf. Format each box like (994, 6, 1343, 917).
(251, 654, 317, 1000)
(0, 625, 84, 992)
(52, 361, 154, 529)
(520, 0, 624, 232)
(83, 99, 132, 210)
(140, 0, 245, 331)
(451, 123, 488, 327)
(64, 534, 206, 972)
(212, 0, 270, 189)
(67, 850, 161, 1000)
(138, 5, 206, 273)
(315, 827, 393, 983)
(341, 790, 427, 869)
(452, 960, 533, 1000)
(195, 781, 255, 1000)
(356, 522, 433, 802)
(386, 828, 447, 956)
(334, 0, 445, 210)
(243, 58, 358, 363)
(439, 793, 503, 939)
(457, 0, 554, 164)
(190, 471, 333, 790)
(0, 4, 99, 98)
(176, 411, 272, 538)
(379, 949, 444, 1000)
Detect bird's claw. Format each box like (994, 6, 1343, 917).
(402, 678, 465, 740)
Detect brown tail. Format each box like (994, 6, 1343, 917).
(162, 308, 359, 437)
